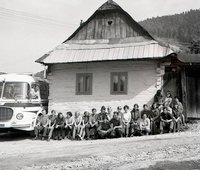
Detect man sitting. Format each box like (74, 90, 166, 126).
(97, 116, 112, 139)
(109, 112, 123, 138)
(160, 107, 174, 134)
(33, 109, 49, 140)
(97, 106, 108, 124)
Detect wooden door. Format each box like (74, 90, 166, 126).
(186, 66, 200, 118)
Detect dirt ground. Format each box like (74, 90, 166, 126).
(1, 122, 200, 170)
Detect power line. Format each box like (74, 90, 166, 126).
(0, 7, 78, 28)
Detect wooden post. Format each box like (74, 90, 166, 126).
(181, 67, 188, 121)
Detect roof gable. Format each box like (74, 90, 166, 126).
(36, 0, 175, 65)
(65, 0, 153, 42)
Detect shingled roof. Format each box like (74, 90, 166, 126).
(36, 0, 174, 65)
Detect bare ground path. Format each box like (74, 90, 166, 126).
(0, 123, 200, 170)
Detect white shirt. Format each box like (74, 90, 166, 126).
(122, 111, 131, 123)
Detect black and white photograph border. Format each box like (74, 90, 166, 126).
(0, 0, 200, 170)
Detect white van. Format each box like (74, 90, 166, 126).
(0, 74, 49, 132)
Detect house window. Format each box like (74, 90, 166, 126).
(111, 72, 128, 95)
(76, 73, 93, 95)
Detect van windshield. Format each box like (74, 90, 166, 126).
(2, 82, 29, 100)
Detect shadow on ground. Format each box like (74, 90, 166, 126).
(0, 132, 31, 141)
(146, 159, 200, 170)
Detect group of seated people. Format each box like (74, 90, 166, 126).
(33, 90, 185, 141)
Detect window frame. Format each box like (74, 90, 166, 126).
(110, 72, 128, 95)
(76, 73, 93, 95)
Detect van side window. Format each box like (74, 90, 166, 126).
(30, 84, 40, 99)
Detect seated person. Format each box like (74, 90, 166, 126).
(54, 112, 65, 140)
(47, 110, 57, 141)
(30, 85, 40, 100)
(174, 97, 185, 126)
(163, 91, 173, 108)
(122, 105, 131, 137)
(109, 112, 123, 138)
(173, 104, 181, 132)
(141, 104, 153, 119)
(107, 107, 113, 121)
(4, 86, 15, 99)
(78, 111, 90, 140)
(160, 107, 174, 134)
(130, 104, 141, 136)
(150, 103, 160, 135)
(117, 106, 123, 119)
(97, 106, 108, 124)
(140, 114, 151, 136)
(97, 116, 112, 139)
(33, 109, 49, 140)
(154, 90, 164, 107)
(65, 112, 74, 139)
(160, 102, 173, 115)
(72, 111, 82, 140)
(87, 108, 98, 139)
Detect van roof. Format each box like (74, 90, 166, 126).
(0, 74, 48, 83)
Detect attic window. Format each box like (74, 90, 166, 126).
(107, 20, 113, 26)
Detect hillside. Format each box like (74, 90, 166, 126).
(139, 9, 200, 45)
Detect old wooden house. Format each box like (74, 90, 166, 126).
(36, 0, 200, 119)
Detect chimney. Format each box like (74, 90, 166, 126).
(80, 20, 84, 26)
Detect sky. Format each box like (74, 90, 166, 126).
(0, 0, 199, 73)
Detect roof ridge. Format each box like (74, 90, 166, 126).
(98, 0, 121, 11)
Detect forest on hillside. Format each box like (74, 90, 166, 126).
(139, 9, 200, 44)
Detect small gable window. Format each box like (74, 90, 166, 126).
(76, 73, 93, 95)
(111, 72, 128, 95)
(107, 20, 113, 26)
